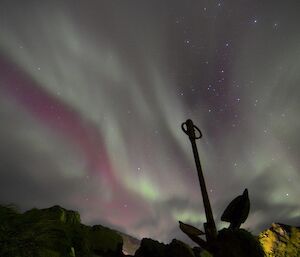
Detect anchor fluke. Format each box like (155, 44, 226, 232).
(179, 221, 205, 236)
(221, 188, 250, 229)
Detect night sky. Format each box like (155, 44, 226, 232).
(0, 0, 300, 244)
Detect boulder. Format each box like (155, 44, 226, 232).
(89, 225, 123, 256)
(134, 238, 167, 257)
(166, 239, 195, 257)
(135, 238, 196, 257)
(258, 223, 300, 257)
(117, 232, 140, 255)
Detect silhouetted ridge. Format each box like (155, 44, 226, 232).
(0, 204, 299, 257)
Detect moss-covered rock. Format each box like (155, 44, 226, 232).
(0, 211, 75, 256)
(89, 225, 123, 256)
(23, 205, 81, 225)
(0, 205, 123, 257)
(70, 223, 93, 257)
(258, 223, 300, 257)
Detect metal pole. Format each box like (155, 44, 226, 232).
(181, 119, 217, 242)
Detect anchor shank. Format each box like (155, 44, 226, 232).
(183, 119, 217, 242)
(190, 139, 217, 240)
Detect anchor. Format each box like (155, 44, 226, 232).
(181, 119, 217, 245)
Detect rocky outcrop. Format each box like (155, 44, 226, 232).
(89, 225, 123, 256)
(117, 232, 140, 255)
(167, 239, 196, 257)
(134, 238, 166, 257)
(23, 205, 81, 225)
(0, 205, 123, 257)
(134, 238, 196, 257)
(212, 228, 265, 257)
(258, 223, 300, 257)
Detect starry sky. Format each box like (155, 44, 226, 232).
(0, 0, 300, 244)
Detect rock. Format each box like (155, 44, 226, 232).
(89, 224, 123, 256)
(134, 238, 196, 257)
(70, 223, 93, 257)
(0, 205, 77, 257)
(117, 232, 140, 255)
(258, 223, 300, 257)
(199, 250, 213, 257)
(23, 205, 81, 225)
(134, 238, 167, 257)
(0, 205, 124, 257)
(193, 247, 213, 257)
(212, 228, 265, 257)
(193, 246, 202, 257)
(166, 239, 195, 257)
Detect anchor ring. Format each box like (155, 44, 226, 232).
(181, 119, 202, 139)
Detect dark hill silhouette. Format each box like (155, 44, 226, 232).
(1, 204, 299, 257)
